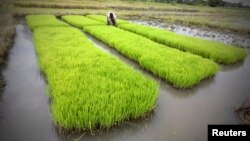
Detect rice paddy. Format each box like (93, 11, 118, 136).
(23, 13, 245, 132)
(61, 15, 105, 28)
(84, 15, 247, 64)
(1, 0, 250, 140)
(26, 16, 158, 131)
(81, 25, 219, 88)
(25, 15, 68, 30)
(118, 23, 247, 64)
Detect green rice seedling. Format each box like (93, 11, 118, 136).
(32, 26, 158, 131)
(82, 25, 219, 88)
(118, 23, 247, 64)
(61, 15, 105, 28)
(86, 15, 129, 25)
(25, 15, 68, 30)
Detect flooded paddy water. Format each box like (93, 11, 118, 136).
(131, 20, 250, 51)
(0, 22, 249, 141)
(0, 24, 59, 141)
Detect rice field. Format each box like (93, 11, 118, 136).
(26, 16, 158, 131)
(24, 13, 244, 132)
(80, 25, 219, 88)
(61, 15, 105, 28)
(25, 15, 68, 30)
(85, 15, 247, 64)
(118, 23, 247, 64)
(1, 0, 249, 139)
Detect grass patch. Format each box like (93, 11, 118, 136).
(25, 15, 68, 30)
(118, 23, 247, 64)
(15, 1, 107, 9)
(14, 0, 199, 12)
(86, 15, 129, 25)
(12, 7, 108, 17)
(32, 26, 158, 132)
(80, 25, 219, 88)
(11, 0, 250, 34)
(61, 15, 105, 28)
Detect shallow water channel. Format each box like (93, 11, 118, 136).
(0, 24, 59, 141)
(0, 23, 249, 141)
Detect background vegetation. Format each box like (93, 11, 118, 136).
(119, 0, 247, 7)
(8, 0, 249, 34)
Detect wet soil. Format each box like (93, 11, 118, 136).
(131, 20, 250, 51)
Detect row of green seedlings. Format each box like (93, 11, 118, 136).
(87, 15, 129, 25)
(61, 15, 129, 28)
(62, 15, 105, 27)
(26, 15, 158, 132)
(86, 15, 247, 64)
(63, 15, 219, 88)
(62, 15, 219, 88)
(82, 25, 219, 88)
(26, 15, 69, 30)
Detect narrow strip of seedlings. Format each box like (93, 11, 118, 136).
(85, 15, 247, 64)
(81, 25, 219, 88)
(26, 15, 68, 30)
(28, 25, 158, 130)
(118, 23, 247, 64)
(86, 14, 129, 25)
(61, 15, 105, 28)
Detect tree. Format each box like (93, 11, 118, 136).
(208, 0, 222, 7)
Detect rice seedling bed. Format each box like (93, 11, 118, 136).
(25, 15, 68, 30)
(27, 19, 158, 131)
(86, 15, 129, 25)
(84, 15, 247, 64)
(61, 15, 105, 28)
(81, 25, 219, 88)
(118, 23, 247, 64)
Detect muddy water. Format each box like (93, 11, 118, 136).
(131, 20, 250, 51)
(0, 24, 60, 141)
(0, 23, 249, 141)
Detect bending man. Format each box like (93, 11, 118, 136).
(107, 12, 117, 26)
